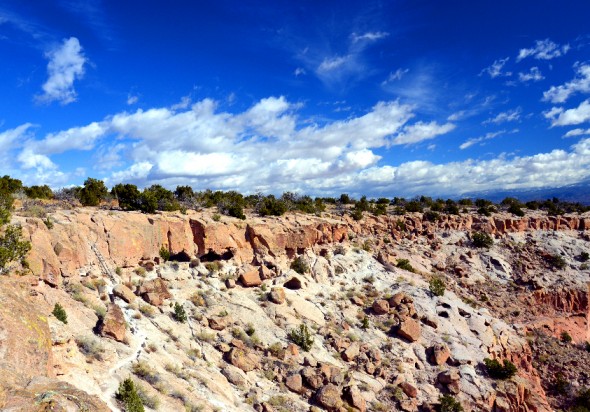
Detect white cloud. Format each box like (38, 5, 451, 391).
(392, 121, 455, 145)
(317, 56, 349, 72)
(35, 37, 87, 105)
(516, 39, 570, 62)
(483, 107, 521, 124)
(563, 128, 590, 138)
(480, 57, 512, 78)
(294, 67, 306, 76)
(543, 64, 590, 103)
(459, 129, 518, 150)
(127, 94, 138, 105)
(350, 31, 389, 43)
(381, 68, 409, 86)
(544, 99, 590, 127)
(518, 67, 544, 82)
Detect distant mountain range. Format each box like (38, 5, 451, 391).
(462, 183, 590, 205)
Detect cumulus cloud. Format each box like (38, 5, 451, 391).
(544, 99, 590, 127)
(518, 67, 544, 82)
(13, 95, 590, 197)
(543, 63, 590, 103)
(483, 107, 521, 124)
(392, 121, 455, 145)
(459, 129, 518, 150)
(480, 57, 512, 78)
(516, 39, 570, 62)
(36, 37, 87, 105)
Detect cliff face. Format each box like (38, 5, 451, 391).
(16, 209, 590, 288)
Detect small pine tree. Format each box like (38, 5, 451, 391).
(116, 378, 145, 412)
(173, 302, 187, 323)
(159, 246, 170, 262)
(440, 394, 464, 412)
(429, 276, 446, 297)
(484, 358, 517, 379)
(52, 303, 68, 324)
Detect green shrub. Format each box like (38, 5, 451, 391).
(79, 178, 109, 206)
(159, 246, 170, 262)
(132, 361, 160, 384)
(574, 387, 590, 410)
(0, 224, 32, 272)
(396, 259, 415, 273)
(289, 323, 314, 351)
(52, 303, 68, 324)
(290, 256, 309, 274)
(483, 358, 517, 379)
(423, 210, 440, 222)
(547, 254, 566, 269)
(116, 378, 145, 412)
(580, 252, 589, 262)
(429, 276, 446, 297)
(173, 302, 187, 323)
(472, 232, 493, 248)
(350, 208, 363, 221)
(439, 394, 464, 412)
(561, 331, 572, 343)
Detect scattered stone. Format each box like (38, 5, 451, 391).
(342, 342, 360, 362)
(397, 318, 421, 342)
(136, 278, 171, 306)
(428, 343, 450, 365)
(285, 373, 303, 393)
(269, 287, 286, 304)
(222, 365, 246, 386)
(400, 381, 418, 398)
(113, 284, 135, 303)
(343, 385, 366, 412)
(315, 384, 343, 410)
(227, 347, 258, 372)
(239, 270, 262, 287)
(208, 316, 229, 331)
(372, 299, 389, 315)
(225, 278, 236, 289)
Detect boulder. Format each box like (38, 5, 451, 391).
(285, 373, 303, 393)
(239, 270, 262, 287)
(372, 299, 389, 315)
(284, 276, 303, 290)
(428, 343, 450, 365)
(400, 381, 418, 398)
(315, 384, 343, 411)
(113, 284, 135, 304)
(342, 342, 360, 362)
(99, 304, 127, 343)
(397, 318, 421, 342)
(136, 278, 171, 306)
(269, 287, 286, 304)
(227, 347, 258, 372)
(221, 365, 246, 386)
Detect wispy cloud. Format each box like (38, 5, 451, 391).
(127, 94, 139, 105)
(518, 66, 544, 82)
(543, 63, 590, 103)
(483, 107, 521, 124)
(381, 68, 409, 86)
(544, 99, 590, 127)
(516, 39, 570, 62)
(294, 67, 306, 76)
(563, 128, 590, 138)
(460, 129, 518, 150)
(35, 37, 87, 105)
(480, 57, 512, 78)
(350, 31, 389, 43)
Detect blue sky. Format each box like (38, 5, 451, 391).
(1, 0, 590, 197)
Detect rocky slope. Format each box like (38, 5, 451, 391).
(0, 206, 588, 411)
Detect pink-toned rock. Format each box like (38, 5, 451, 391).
(285, 373, 303, 393)
(239, 269, 262, 287)
(397, 318, 421, 342)
(99, 304, 127, 343)
(344, 385, 366, 412)
(400, 381, 418, 398)
(372, 299, 389, 315)
(113, 284, 135, 303)
(342, 342, 360, 362)
(315, 384, 343, 410)
(136, 278, 171, 306)
(428, 343, 450, 365)
(227, 347, 259, 372)
(269, 287, 286, 304)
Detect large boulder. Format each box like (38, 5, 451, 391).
(315, 384, 343, 410)
(396, 318, 421, 342)
(136, 278, 171, 306)
(239, 269, 262, 287)
(99, 303, 127, 343)
(113, 284, 135, 303)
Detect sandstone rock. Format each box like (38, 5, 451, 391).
(400, 381, 418, 398)
(239, 270, 262, 287)
(372, 299, 389, 315)
(136, 278, 171, 306)
(343, 385, 366, 412)
(302, 367, 323, 389)
(315, 384, 343, 410)
(99, 303, 127, 342)
(397, 318, 421, 342)
(351, 296, 364, 306)
(259, 265, 274, 280)
(113, 284, 135, 303)
(437, 369, 460, 384)
(342, 342, 360, 362)
(284, 276, 302, 290)
(225, 278, 236, 288)
(285, 373, 303, 393)
(269, 287, 286, 304)
(222, 365, 246, 386)
(208, 316, 229, 331)
(227, 347, 258, 372)
(428, 343, 450, 365)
